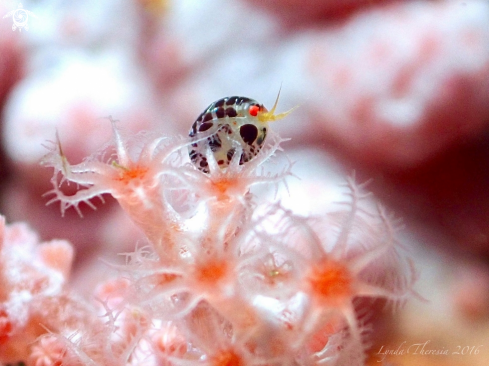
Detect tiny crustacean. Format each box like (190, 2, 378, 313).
(188, 91, 294, 173)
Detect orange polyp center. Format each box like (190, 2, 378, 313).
(195, 259, 228, 284)
(211, 178, 243, 201)
(114, 165, 149, 184)
(211, 349, 243, 366)
(213, 178, 233, 194)
(308, 260, 352, 302)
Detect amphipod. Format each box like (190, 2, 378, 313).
(189, 93, 294, 173)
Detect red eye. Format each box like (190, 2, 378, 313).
(249, 105, 260, 117)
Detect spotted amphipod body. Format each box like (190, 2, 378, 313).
(189, 93, 294, 173)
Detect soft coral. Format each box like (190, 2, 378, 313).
(38, 118, 416, 366)
(0, 215, 74, 363)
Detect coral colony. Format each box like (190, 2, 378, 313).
(0, 99, 416, 365)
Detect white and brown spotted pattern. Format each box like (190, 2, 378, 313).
(189, 96, 268, 173)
